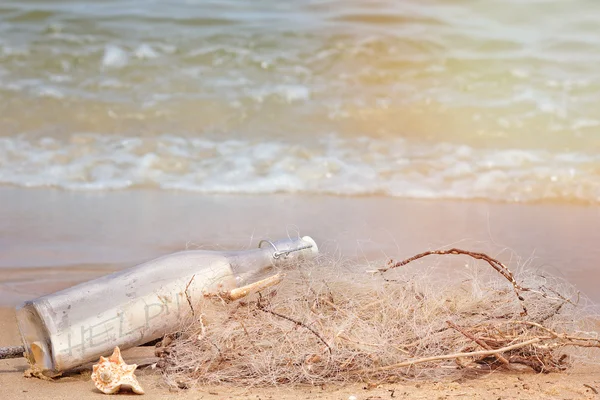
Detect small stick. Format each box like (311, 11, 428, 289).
(380, 249, 576, 312)
(446, 321, 510, 367)
(508, 322, 600, 345)
(507, 320, 559, 337)
(185, 274, 196, 316)
(361, 338, 541, 373)
(256, 294, 332, 354)
(540, 284, 579, 306)
(506, 355, 545, 373)
(377, 249, 529, 314)
(378, 249, 517, 286)
(536, 302, 565, 324)
(0, 346, 25, 359)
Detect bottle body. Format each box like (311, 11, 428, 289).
(16, 236, 317, 374)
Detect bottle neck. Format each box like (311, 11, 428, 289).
(226, 236, 318, 275)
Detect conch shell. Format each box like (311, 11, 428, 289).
(91, 347, 144, 395)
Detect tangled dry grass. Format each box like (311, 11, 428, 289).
(157, 249, 600, 388)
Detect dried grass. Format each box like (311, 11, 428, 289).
(157, 250, 600, 388)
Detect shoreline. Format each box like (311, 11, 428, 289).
(2, 187, 600, 305)
(3, 184, 600, 206)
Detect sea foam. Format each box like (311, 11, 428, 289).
(102, 45, 129, 69)
(0, 134, 598, 204)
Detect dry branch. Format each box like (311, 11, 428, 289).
(185, 274, 196, 316)
(376, 248, 578, 316)
(377, 248, 529, 314)
(256, 293, 332, 354)
(446, 320, 510, 367)
(363, 338, 542, 372)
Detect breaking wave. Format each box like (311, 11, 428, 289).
(1, 134, 598, 203)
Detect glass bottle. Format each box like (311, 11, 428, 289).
(16, 236, 318, 375)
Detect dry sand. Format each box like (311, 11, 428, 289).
(1, 305, 599, 399)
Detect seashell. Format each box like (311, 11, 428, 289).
(91, 346, 144, 395)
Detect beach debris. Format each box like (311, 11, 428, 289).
(92, 347, 144, 395)
(158, 248, 600, 387)
(14, 236, 318, 376)
(23, 365, 57, 381)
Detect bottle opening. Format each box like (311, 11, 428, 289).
(267, 236, 319, 260)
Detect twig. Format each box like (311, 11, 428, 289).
(540, 283, 579, 306)
(361, 338, 541, 373)
(381, 250, 576, 311)
(0, 346, 24, 359)
(507, 320, 559, 337)
(506, 355, 546, 373)
(378, 249, 530, 314)
(256, 294, 332, 354)
(446, 321, 510, 366)
(508, 321, 600, 346)
(185, 274, 196, 316)
(536, 302, 565, 324)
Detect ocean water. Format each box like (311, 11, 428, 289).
(1, 0, 600, 203)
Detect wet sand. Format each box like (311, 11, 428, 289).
(1, 187, 599, 305)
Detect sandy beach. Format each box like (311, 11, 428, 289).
(1, 305, 599, 399)
(2, 0, 600, 397)
(0, 187, 599, 398)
